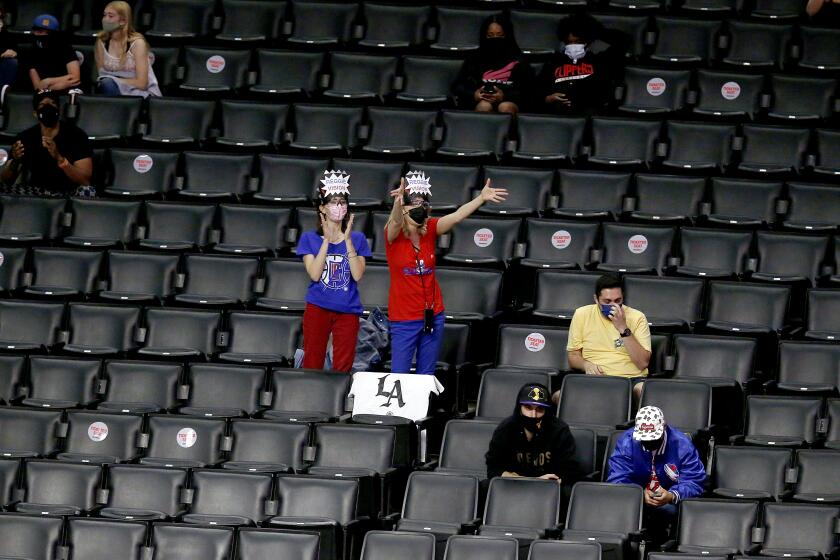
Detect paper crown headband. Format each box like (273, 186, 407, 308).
(319, 170, 351, 197)
(405, 170, 432, 197)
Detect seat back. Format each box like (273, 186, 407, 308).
(145, 415, 227, 466)
(229, 419, 308, 472)
(640, 380, 711, 433)
(0, 300, 65, 348)
(528, 540, 601, 560)
(254, 49, 324, 93)
(219, 100, 289, 146)
(439, 111, 511, 155)
(291, 104, 364, 151)
(623, 275, 703, 327)
(437, 419, 498, 477)
(182, 152, 254, 196)
(786, 182, 840, 229)
(677, 498, 760, 553)
(105, 464, 188, 517)
(361, 531, 435, 560)
(778, 340, 840, 390)
(143, 308, 221, 356)
(236, 528, 319, 560)
(601, 223, 675, 272)
(30, 248, 103, 294)
(436, 268, 503, 319)
(525, 220, 598, 268)
(557, 375, 632, 429)
(0, 407, 64, 456)
(565, 482, 643, 534)
(269, 369, 350, 418)
(633, 174, 707, 217)
(678, 227, 752, 276)
(190, 469, 273, 522)
(275, 475, 359, 524)
(143, 202, 215, 246)
(399, 56, 463, 102)
(23, 460, 101, 511)
(145, 98, 215, 142)
(181, 47, 251, 90)
(761, 503, 840, 555)
(68, 303, 142, 353)
(27, 356, 100, 406)
(672, 334, 756, 384)
(218, 206, 293, 254)
(0, 513, 64, 560)
(794, 450, 840, 498)
(313, 424, 396, 472)
(402, 471, 478, 525)
(226, 312, 301, 360)
(707, 281, 790, 331)
(68, 199, 141, 244)
(149, 524, 235, 560)
(0, 196, 65, 241)
(443, 535, 518, 560)
(496, 325, 569, 371)
(590, 117, 661, 165)
(185, 363, 266, 415)
(289, 0, 358, 43)
(180, 255, 259, 303)
(557, 170, 630, 215)
(484, 477, 561, 531)
(106, 251, 180, 300)
(66, 518, 147, 560)
(745, 396, 822, 442)
(482, 167, 554, 214)
(755, 231, 828, 282)
(257, 154, 329, 201)
(709, 178, 783, 225)
(712, 445, 791, 499)
(533, 271, 599, 319)
(63, 410, 143, 461)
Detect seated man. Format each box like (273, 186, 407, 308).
(563, 273, 651, 403)
(1, 90, 93, 197)
(486, 383, 580, 483)
(607, 406, 706, 539)
(27, 14, 81, 93)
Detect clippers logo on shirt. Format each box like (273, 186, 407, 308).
(554, 62, 595, 84)
(402, 258, 434, 277)
(664, 463, 680, 481)
(321, 254, 350, 290)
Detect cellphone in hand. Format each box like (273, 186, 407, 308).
(481, 83, 496, 94)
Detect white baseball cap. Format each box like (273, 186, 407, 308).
(633, 406, 665, 441)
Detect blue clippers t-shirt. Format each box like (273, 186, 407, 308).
(296, 230, 372, 315)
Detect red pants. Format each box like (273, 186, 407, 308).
(302, 303, 360, 372)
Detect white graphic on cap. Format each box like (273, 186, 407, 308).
(525, 332, 546, 352)
(474, 228, 494, 248)
(0, 149, 7, 166)
(721, 81, 741, 100)
(176, 427, 198, 448)
(133, 154, 153, 174)
(646, 78, 666, 96)
(628, 234, 649, 254)
(206, 55, 226, 74)
(551, 230, 572, 250)
(88, 422, 109, 442)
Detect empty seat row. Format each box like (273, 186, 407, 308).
(0, 300, 302, 361)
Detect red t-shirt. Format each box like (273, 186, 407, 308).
(386, 217, 445, 322)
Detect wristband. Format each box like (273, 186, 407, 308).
(58, 158, 70, 169)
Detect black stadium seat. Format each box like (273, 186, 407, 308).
(722, 20, 793, 68)
(74, 95, 143, 143)
(692, 69, 764, 119)
(183, 469, 274, 526)
(323, 52, 399, 101)
(711, 445, 792, 501)
(443, 535, 518, 560)
(251, 49, 325, 96)
(476, 369, 552, 420)
(143, 0, 217, 40)
(65, 517, 148, 560)
(288, 104, 364, 153)
(175, 254, 260, 307)
(225, 418, 308, 473)
(362, 107, 438, 157)
(522, 220, 599, 270)
(180, 363, 265, 418)
(101, 251, 180, 303)
(142, 98, 216, 145)
(65, 198, 142, 248)
(99, 464, 189, 521)
(674, 227, 752, 278)
(436, 111, 512, 160)
(431, 7, 502, 52)
(358, 2, 431, 50)
(179, 48, 253, 95)
(177, 151, 254, 199)
(673, 498, 760, 556)
(25, 248, 104, 298)
(588, 117, 661, 167)
(147, 523, 235, 560)
(217, 100, 290, 149)
(99, 360, 183, 414)
(650, 17, 721, 64)
(553, 170, 630, 220)
(511, 115, 585, 163)
(287, 0, 359, 46)
(59, 410, 145, 464)
(0, 300, 66, 352)
(218, 0, 287, 43)
(361, 531, 435, 560)
(495, 324, 569, 374)
(104, 149, 180, 198)
(237, 528, 320, 560)
(0, 513, 64, 560)
(629, 174, 707, 223)
(16, 459, 102, 516)
(0, 196, 65, 243)
(396, 56, 463, 104)
(617, 67, 692, 114)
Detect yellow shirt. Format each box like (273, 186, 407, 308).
(567, 304, 652, 378)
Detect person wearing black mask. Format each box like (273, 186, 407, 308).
(452, 15, 533, 114)
(1, 90, 93, 197)
(485, 383, 580, 482)
(27, 14, 81, 93)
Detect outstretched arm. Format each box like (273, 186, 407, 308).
(385, 178, 405, 244)
(436, 179, 507, 235)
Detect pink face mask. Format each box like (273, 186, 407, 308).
(327, 204, 347, 221)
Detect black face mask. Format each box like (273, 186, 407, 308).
(641, 438, 663, 452)
(33, 35, 50, 49)
(37, 105, 60, 128)
(407, 206, 428, 225)
(484, 37, 507, 59)
(519, 414, 542, 433)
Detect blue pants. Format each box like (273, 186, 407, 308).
(97, 77, 121, 96)
(0, 58, 18, 89)
(390, 312, 445, 375)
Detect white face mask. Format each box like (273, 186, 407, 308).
(564, 43, 586, 62)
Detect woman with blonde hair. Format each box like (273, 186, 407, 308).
(95, 1, 160, 97)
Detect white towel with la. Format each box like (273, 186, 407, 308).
(349, 372, 444, 421)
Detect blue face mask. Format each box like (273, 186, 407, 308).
(600, 304, 614, 318)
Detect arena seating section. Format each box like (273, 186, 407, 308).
(0, 0, 838, 558)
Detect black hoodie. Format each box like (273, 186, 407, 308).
(485, 410, 581, 481)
